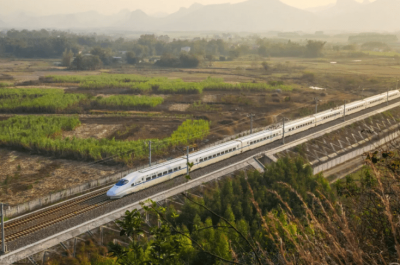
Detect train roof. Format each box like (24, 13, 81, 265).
(189, 140, 240, 159)
(314, 107, 342, 118)
(139, 157, 186, 174)
(236, 130, 270, 141)
(364, 94, 385, 101)
(345, 100, 365, 108)
(285, 116, 315, 127)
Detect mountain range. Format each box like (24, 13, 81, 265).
(1, 0, 400, 32)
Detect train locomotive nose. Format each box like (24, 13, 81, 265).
(107, 186, 119, 198)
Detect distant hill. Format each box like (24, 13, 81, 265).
(2, 0, 400, 32)
(0, 18, 6, 28)
(306, 3, 335, 13)
(322, 0, 400, 31)
(156, 0, 318, 32)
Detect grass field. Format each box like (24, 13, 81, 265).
(46, 74, 294, 93)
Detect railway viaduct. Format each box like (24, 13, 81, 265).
(2, 98, 400, 264)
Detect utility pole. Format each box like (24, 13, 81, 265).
(186, 146, 189, 176)
(1, 203, 5, 255)
(387, 88, 389, 106)
(282, 117, 286, 145)
(148, 141, 152, 167)
(343, 100, 346, 122)
(247, 114, 255, 134)
(314, 97, 320, 114)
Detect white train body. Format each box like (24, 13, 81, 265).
(107, 90, 400, 199)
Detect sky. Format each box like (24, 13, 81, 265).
(0, 0, 374, 16)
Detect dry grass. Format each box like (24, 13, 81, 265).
(244, 150, 400, 264)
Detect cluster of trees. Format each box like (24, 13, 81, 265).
(257, 39, 326, 58)
(1, 29, 330, 64)
(156, 53, 200, 68)
(348, 33, 398, 44)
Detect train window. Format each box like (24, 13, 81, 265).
(174, 168, 178, 172)
(168, 169, 173, 174)
(200, 158, 203, 162)
(179, 166, 181, 170)
(116, 179, 129, 186)
(146, 177, 151, 181)
(233, 147, 236, 151)
(217, 153, 221, 156)
(229, 149, 232, 152)
(152, 175, 156, 179)
(208, 156, 212, 159)
(158, 173, 162, 177)
(131, 183, 135, 187)
(213, 154, 216, 158)
(204, 157, 208, 161)
(163, 171, 167, 176)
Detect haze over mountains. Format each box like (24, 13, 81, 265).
(1, 0, 399, 32)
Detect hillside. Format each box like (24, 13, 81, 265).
(2, 0, 400, 32)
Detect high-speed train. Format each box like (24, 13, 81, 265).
(107, 90, 400, 199)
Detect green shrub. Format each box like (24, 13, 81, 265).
(0, 116, 210, 163)
(96, 95, 164, 108)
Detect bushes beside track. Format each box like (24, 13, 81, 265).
(0, 116, 210, 163)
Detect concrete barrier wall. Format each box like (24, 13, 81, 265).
(5, 172, 125, 218)
(313, 130, 400, 175)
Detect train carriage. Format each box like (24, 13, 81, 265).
(236, 128, 283, 153)
(344, 100, 366, 116)
(189, 141, 241, 171)
(284, 116, 316, 137)
(386, 90, 400, 101)
(314, 108, 343, 126)
(364, 94, 386, 108)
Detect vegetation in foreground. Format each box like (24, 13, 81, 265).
(0, 116, 209, 163)
(46, 152, 400, 264)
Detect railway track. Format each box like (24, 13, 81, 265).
(0, 188, 110, 245)
(2, 97, 400, 257)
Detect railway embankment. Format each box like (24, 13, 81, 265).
(274, 107, 400, 179)
(3, 99, 400, 264)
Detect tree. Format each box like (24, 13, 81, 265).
(61, 49, 74, 67)
(179, 53, 200, 68)
(71, 54, 102, 70)
(156, 53, 180, 67)
(91, 47, 112, 65)
(305, 40, 326, 57)
(126, 51, 137, 65)
(261, 61, 269, 71)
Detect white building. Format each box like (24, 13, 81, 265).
(181, 46, 191, 52)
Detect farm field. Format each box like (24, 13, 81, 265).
(0, 53, 398, 205)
